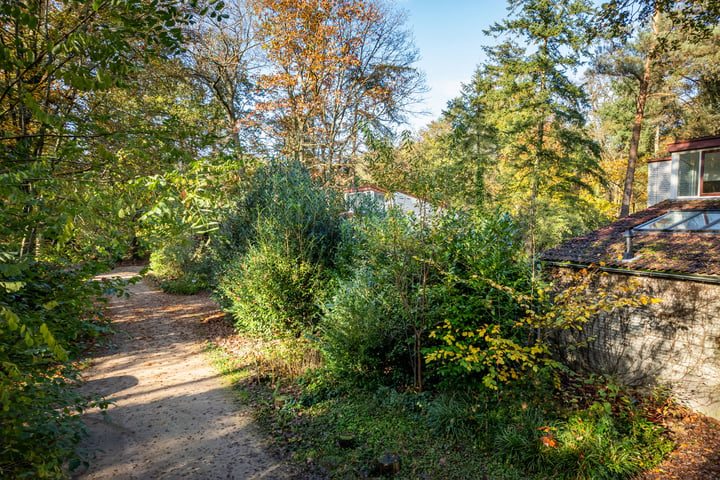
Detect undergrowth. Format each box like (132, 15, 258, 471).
(205, 335, 674, 480)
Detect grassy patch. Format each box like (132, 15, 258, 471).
(204, 342, 254, 385)
(205, 336, 673, 479)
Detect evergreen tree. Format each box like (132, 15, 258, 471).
(596, 1, 720, 217)
(465, 0, 602, 256)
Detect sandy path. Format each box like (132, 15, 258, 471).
(74, 266, 296, 480)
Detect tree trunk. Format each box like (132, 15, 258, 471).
(619, 10, 659, 218)
(618, 63, 650, 218)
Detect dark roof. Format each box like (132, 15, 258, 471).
(540, 199, 720, 276)
(647, 156, 671, 163)
(667, 135, 720, 153)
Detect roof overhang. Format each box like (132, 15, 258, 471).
(544, 261, 720, 285)
(668, 135, 720, 153)
(344, 185, 387, 195)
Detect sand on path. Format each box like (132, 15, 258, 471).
(74, 266, 296, 480)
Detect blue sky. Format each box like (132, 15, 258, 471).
(401, 1, 511, 131)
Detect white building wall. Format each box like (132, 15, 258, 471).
(390, 192, 435, 218)
(647, 160, 672, 206)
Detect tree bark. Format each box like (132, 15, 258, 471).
(619, 9, 659, 218)
(619, 62, 651, 218)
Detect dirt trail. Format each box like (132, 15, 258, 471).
(74, 266, 296, 480)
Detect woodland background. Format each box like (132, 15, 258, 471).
(2, 0, 720, 478)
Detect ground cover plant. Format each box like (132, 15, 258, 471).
(206, 333, 674, 480)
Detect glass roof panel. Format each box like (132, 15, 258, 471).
(677, 212, 720, 230)
(637, 211, 700, 230)
(636, 210, 720, 232)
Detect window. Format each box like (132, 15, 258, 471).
(636, 210, 720, 232)
(702, 150, 720, 195)
(677, 149, 720, 197)
(678, 152, 699, 196)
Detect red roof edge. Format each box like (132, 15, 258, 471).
(668, 135, 720, 153)
(647, 156, 671, 163)
(344, 185, 387, 195)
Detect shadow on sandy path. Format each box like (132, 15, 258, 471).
(74, 266, 297, 480)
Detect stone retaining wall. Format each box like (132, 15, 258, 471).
(550, 267, 720, 419)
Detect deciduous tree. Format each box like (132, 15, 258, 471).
(0, 0, 220, 257)
(180, 0, 265, 166)
(249, 0, 424, 185)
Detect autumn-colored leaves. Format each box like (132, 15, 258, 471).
(246, 0, 421, 183)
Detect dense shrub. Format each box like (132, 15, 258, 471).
(322, 265, 413, 385)
(149, 236, 212, 295)
(321, 208, 533, 390)
(215, 160, 344, 264)
(216, 240, 331, 337)
(214, 160, 344, 336)
(0, 257, 117, 478)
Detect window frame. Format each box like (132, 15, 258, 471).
(700, 149, 720, 196)
(677, 151, 700, 197)
(635, 210, 720, 232)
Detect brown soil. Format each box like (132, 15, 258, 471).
(73, 266, 298, 480)
(637, 411, 720, 480)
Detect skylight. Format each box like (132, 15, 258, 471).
(636, 210, 720, 232)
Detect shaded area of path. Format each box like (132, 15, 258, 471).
(74, 266, 296, 480)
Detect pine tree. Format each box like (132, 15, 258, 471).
(470, 0, 602, 257)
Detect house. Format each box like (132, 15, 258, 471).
(540, 136, 720, 419)
(344, 185, 439, 219)
(648, 135, 720, 206)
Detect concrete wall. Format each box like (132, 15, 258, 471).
(551, 267, 720, 419)
(345, 189, 385, 214)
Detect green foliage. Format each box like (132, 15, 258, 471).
(230, 360, 669, 480)
(149, 237, 213, 295)
(433, 0, 602, 252)
(0, 367, 108, 479)
(140, 156, 244, 246)
(150, 239, 197, 281)
(157, 272, 211, 296)
(425, 392, 479, 441)
(0, 259, 115, 356)
(488, 384, 672, 479)
(0, 1, 221, 261)
(425, 265, 659, 392)
(255, 384, 521, 480)
(322, 207, 532, 390)
(0, 256, 119, 478)
(214, 160, 344, 336)
(322, 265, 412, 385)
(216, 160, 344, 263)
(217, 241, 332, 337)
